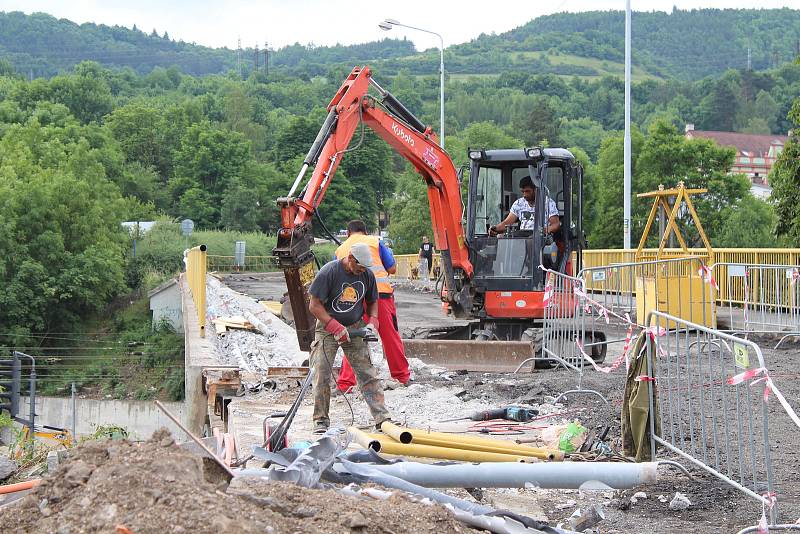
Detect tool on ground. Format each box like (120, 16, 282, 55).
(154, 400, 234, 480)
(440, 406, 539, 423)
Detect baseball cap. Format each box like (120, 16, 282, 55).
(349, 243, 373, 267)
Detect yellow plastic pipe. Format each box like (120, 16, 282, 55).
(380, 422, 564, 461)
(348, 426, 382, 452)
(365, 434, 536, 463)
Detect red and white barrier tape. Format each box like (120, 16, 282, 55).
(543, 271, 554, 308)
(727, 367, 800, 430)
(698, 264, 719, 291)
(757, 492, 777, 534)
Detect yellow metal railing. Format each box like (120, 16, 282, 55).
(392, 249, 800, 304)
(393, 254, 442, 279)
(185, 245, 207, 337)
(581, 249, 800, 301)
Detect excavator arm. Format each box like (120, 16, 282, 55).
(274, 66, 473, 350)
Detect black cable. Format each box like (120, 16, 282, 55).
(322, 346, 356, 428)
(313, 209, 342, 246)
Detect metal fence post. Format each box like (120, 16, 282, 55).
(71, 382, 77, 440)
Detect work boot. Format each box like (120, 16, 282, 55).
(313, 421, 329, 435)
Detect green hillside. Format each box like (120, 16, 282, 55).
(1, 9, 798, 80)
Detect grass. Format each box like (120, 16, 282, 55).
(36, 293, 185, 401)
(422, 52, 662, 82)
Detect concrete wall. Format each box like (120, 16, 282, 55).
(20, 396, 185, 440)
(181, 274, 219, 433)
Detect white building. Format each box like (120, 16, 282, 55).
(148, 278, 183, 333)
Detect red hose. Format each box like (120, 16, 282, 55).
(0, 479, 41, 494)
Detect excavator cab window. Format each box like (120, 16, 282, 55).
(467, 151, 575, 292)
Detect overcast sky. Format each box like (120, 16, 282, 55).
(4, 0, 799, 50)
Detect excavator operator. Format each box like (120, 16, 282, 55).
(488, 176, 560, 237)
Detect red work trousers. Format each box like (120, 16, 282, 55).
(337, 294, 410, 391)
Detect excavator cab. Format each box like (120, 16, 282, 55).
(465, 147, 584, 338)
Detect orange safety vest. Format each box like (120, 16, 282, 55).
(335, 234, 393, 294)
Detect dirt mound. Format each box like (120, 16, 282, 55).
(0, 429, 465, 534)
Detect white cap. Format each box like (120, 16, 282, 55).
(349, 243, 373, 267)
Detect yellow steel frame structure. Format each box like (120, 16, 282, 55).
(635, 181, 713, 263)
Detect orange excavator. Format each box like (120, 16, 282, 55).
(274, 66, 605, 365)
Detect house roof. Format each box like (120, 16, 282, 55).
(686, 130, 789, 158)
(147, 278, 178, 298)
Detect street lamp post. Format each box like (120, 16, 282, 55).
(379, 19, 445, 148)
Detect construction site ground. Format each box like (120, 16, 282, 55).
(6, 273, 796, 533)
(221, 272, 800, 532)
(0, 429, 465, 534)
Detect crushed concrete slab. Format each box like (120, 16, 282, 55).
(206, 275, 306, 371)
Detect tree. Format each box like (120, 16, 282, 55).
(446, 121, 524, 168)
(46, 65, 114, 124)
(589, 128, 645, 248)
(386, 167, 433, 254)
(754, 90, 779, 132)
(635, 120, 745, 246)
(770, 99, 800, 245)
(590, 120, 747, 248)
(717, 196, 778, 247)
(220, 186, 260, 231)
(173, 122, 251, 223)
(0, 123, 128, 335)
(339, 129, 394, 230)
(513, 96, 562, 147)
(698, 77, 739, 131)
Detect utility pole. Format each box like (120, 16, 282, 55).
(747, 47, 752, 71)
(623, 0, 632, 250)
(237, 37, 242, 78)
(254, 43, 259, 71)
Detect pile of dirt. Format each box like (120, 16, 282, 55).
(0, 429, 466, 534)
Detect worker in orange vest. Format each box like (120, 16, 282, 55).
(335, 220, 410, 391)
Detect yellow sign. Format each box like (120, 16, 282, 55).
(734, 343, 750, 369)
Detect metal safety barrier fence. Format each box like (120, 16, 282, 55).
(577, 256, 715, 327)
(532, 257, 716, 402)
(713, 263, 800, 346)
(184, 245, 207, 337)
(643, 311, 778, 523)
(206, 255, 279, 273)
(533, 267, 607, 403)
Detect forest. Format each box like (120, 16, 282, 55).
(2, 9, 798, 80)
(0, 8, 799, 343)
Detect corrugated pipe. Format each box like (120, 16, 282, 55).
(357, 460, 660, 489)
(380, 421, 564, 461)
(348, 427, 535, 463)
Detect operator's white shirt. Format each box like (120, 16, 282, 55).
(510, 197, 559, 230)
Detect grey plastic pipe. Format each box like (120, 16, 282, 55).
(358, 461, 659, 489)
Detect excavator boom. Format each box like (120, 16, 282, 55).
(274, 66, 472, 350)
